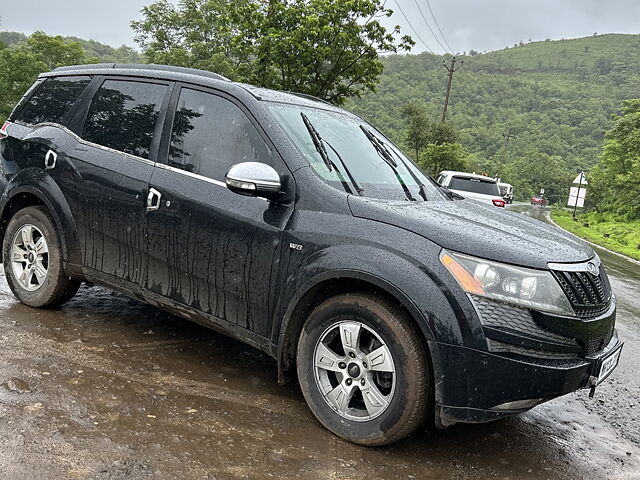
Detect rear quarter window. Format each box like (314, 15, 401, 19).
(14, 76, 91, 126)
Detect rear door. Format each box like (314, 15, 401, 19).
(59, 77, 171, 289)
(145, 85, 294, 338)
(2, 75, 92, 179)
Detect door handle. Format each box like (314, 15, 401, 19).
(146, 187, 162, 212)
(44, 149, 57, 170)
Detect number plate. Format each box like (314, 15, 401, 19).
(597, 344, 622, 384)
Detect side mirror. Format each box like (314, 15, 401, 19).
(225, 162, 282, 200)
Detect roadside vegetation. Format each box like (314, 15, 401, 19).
(551, 209, 640, 261)
(550, 99, 640, 260)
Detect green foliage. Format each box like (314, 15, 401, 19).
(400, 102, 465, 175)
(26, 31, 89, 69)
(400, 102, 430, 160)
(588, 99, 640, 220)
(0, 41, 47, 118)
(420, 142, 467, 176)
(552, 208, 640, 260)
(0, 31, 96, 118)
(0, 31, 144, 64)
(501, 152, 571, 204)
(132, 0, 413, 104)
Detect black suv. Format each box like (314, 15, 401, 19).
(0, 64, 623, 446)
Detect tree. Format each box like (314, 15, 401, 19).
(502, 152, 571, 204)
(589, 99, 640, 219)
(26, 31, 88, 69)
(0, 32, 95, 118)
(132, 0, 414, 104)
(400, 102, 430, 161)
(0, 42, 47, 118)
(420, 143, 467, 176)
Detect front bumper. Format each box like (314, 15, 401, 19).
(435, 331, 623, 427)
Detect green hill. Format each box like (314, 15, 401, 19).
(346, 34, 640, 194)
(0, 31, 144, 64)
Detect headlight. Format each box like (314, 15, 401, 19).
(440, 249, 574, 316)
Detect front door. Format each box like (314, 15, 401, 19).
(145, 86, 293, 337)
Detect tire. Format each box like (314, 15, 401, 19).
(297, 293, 429, 446)
(3, 206, 80, 307)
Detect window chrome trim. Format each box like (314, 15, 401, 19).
(21, 121, 268, 200)
(548, 255, 601, 273)
(19, 121, 156, 166)
(155, 162, 227, 187)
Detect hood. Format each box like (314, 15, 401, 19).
(348, 197, 594, 269)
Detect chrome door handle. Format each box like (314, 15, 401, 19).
(146, 187, 162, 212)
(44, 149, 57, 170)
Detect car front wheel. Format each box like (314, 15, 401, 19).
(297, 293, 429, 446)
(3, 206, 80, 307)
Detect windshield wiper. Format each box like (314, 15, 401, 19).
(301, 113, 363, 195)
(384, 144, 430, 201)
(360, 126, 416, 201)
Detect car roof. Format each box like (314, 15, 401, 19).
(439, 171, 498, 183)
(45, 63, 341, 112)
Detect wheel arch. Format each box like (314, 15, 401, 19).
(0, 170, 82, 274)
(275, 270, 439, 386)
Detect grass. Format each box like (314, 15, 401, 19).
(551, 208, 640, 261)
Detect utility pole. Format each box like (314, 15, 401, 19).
(573, 171, 585, 221)
(503, 128, 515, 149)
(441, 56, 463, 122)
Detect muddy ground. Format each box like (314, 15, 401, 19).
(0, 205, 638, 479)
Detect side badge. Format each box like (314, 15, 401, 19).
(289, 243, 303, 251)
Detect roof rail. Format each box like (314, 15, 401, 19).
(284, 91, 333, 106)
(52, 63, 230, 82)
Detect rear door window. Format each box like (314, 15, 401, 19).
(449, 176, 500, 195)
(168, 88, 274, 180)
(82, 79, 167, 159)
(14, 76, 91, 126)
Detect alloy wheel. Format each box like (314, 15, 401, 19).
(10, 224, 49, 292)
(313, 320, 396, 422)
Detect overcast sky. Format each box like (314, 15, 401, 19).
(1, 0, 639, 54)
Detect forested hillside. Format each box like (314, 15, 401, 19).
(0, 31, 144, 64)
(347, 34, 640, 200)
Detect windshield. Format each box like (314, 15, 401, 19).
(449, 176, 500, 196)
(269, 103, 446, 202)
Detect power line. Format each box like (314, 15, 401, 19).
(392, 0, 435, 53)
(425, 0, 454, 54)
(411, 0, 452, 54)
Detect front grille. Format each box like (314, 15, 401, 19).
(551, 266, 612, 318)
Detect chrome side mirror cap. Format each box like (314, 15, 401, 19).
(225, 162, 282, 200)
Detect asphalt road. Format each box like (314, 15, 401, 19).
(0, 204, 638, 479)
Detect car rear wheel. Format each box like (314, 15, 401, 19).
(3, 206, 80, 307)
(297, 293, 429, 446)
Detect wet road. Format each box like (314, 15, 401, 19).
(0, 205, 638, 479)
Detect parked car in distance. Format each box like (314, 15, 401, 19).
(497, 181, 514, 204)
(531, 195, 547, 206)
(436, 171, 505, 207)
(0, 64, 622, 446)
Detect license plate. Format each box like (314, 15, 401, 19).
(597, 344, 622, 384)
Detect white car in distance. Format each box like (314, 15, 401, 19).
(436, 171, 506, 207)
